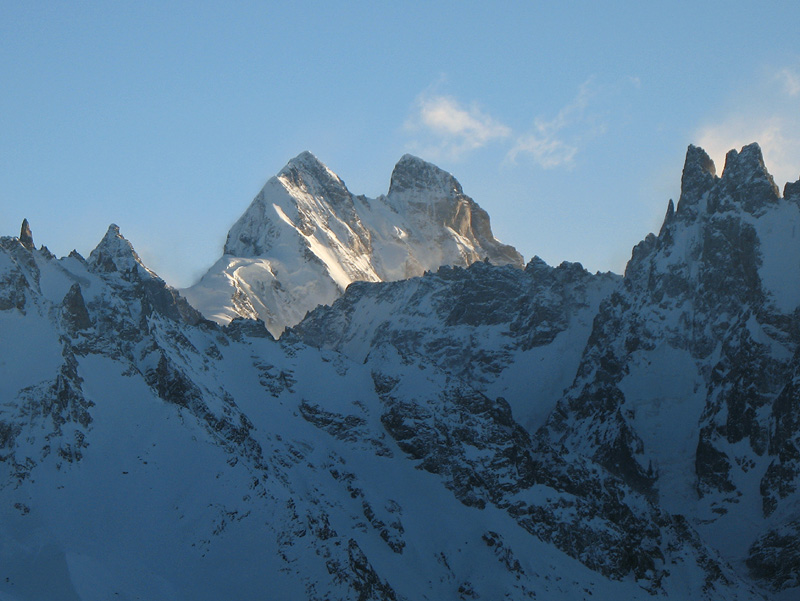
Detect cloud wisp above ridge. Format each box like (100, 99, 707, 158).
(776, 67, 800, 97)
(507, 79, 602, 169)
(695, 65, 800, 187)
(404, 94, 512, 160)
(405, 78, 611, 170)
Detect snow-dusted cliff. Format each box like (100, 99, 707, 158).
(291, 142, 800, 599)
(182, 152, 522, 337)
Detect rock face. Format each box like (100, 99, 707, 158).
(291, 142, 800, 598)
(182, 152, 523, 337)
(0, 217, 761, 601)
(19, 219, 34, 251)
(536, 143, 800, 593)
(292, 258, 619, 432)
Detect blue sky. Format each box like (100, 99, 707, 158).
(2, 1, 800, 287)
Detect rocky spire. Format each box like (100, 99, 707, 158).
(61, 282, 92, 332)
(675, 145, 716, 220)
(711, 143, 780, 215)
(784, 179, 800, 206)
(720, 143, 772, 184)
(19, 219, 34, 251)
(658, 199, 675, 237)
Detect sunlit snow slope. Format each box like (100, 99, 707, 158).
(182, 152, 522, 337)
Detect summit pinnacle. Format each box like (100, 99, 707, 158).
(19, 219, 34, 251)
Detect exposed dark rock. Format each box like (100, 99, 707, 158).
(714, 143, 780, 215)
(19, 219, 34, 251)
(223, 317, 273, 341)
(696, 430, 736, 497)
(60, 283, 92, 332)
(0, 268, 29, 312)
(784, 179, 800, 205)
(140, 278, 205, 325)
(675, 144, 717, 220)
(760, 357, 800, 516)
(374, 367, 687, 588)
(300, 400, 393, 457)
(747, 519, 800, 591)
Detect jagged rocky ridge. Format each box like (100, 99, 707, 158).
(293, 143, 800, 598)
(539, 143, 800, 594)
(1, 142, 798, 599)
(182, 152, 522, 337)
(291, 258, 620, 433)
(0, 219, 765, 596)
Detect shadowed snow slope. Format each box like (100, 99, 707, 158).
(0, 218, 761, 601)
(540, 143, 800, 597)
(291, 143, 800, 599)
(182, 152, 523, 337)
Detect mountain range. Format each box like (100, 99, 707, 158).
(0, 143, 797, 600)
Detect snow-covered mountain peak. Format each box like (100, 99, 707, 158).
(282, 149, 339, 178)
(185, 151, 523, 336)
(524, 255, 593, 282)
(721, 142, 771, 184)
(222, 152, 357, 259)
(524, 255, 550, 274)
(671, 142, 783, 225)
(278, 150, 351, 202)
(627, 143, 794, 290)
(385, 154, 523, 267)
(87, 224, 155, 278)
(284, 149, 326, 170)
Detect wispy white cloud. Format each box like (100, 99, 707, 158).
(776, 67, 800, 96)
(694, 65, 800, 186)
(405, 78, 620, 167)
(405, 94, 511, 160)
(507, 79, 606, 169)
(507, 135, 578, 169)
